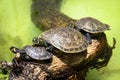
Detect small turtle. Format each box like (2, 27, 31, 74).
(74, 17, 110, 43)
(75, 17, 110, 33)
(10, 46, 53, 61)
(33, 27, 89, 53)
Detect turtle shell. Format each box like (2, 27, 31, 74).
(24, 46, 53, 60)
(75, 17, 110, 33)
(41, 27, 89, 53)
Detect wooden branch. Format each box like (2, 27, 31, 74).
(31, 0, 76, 31)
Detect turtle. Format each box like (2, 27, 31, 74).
(74, 17, 110, 43)
(33, 27, 89, 53)
(75, 17, 110, 33)
(10, 46, 53, 61)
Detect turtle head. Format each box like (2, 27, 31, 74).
(10, 46, 18, 53)
(67, 22, 74, 28)
(32, 37, 45, 46)
(10, 46, 22, 59)
(32, 37, 40, 44)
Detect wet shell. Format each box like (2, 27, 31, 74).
(41, 27, 89, 53)
(75, 17, 110, 33)
(24, 46, 53, 60)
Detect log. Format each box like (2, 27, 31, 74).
(31, 0, 76, 31)
(0, 0, 115, 80)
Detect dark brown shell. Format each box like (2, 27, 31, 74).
(75, 17, 110, 33)
(41, 27, 89, 53)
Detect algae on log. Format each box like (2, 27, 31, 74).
(1, 0, 115, 80)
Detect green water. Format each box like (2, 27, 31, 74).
(0, 0, 120, 80)
(0, 0, 40, 61)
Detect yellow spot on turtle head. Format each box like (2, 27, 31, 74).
(13, 48, 16, 52)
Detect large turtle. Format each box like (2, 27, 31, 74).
(10, 46, 53, 61)
(33, 27, 89, 53)
(75, 17, 110, 33)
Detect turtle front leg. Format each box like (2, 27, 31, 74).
(46, 45, 54, 52)
(86, 33, 92, 44)
(32, 37, 47, 46)
(12, 58, 23, 74)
